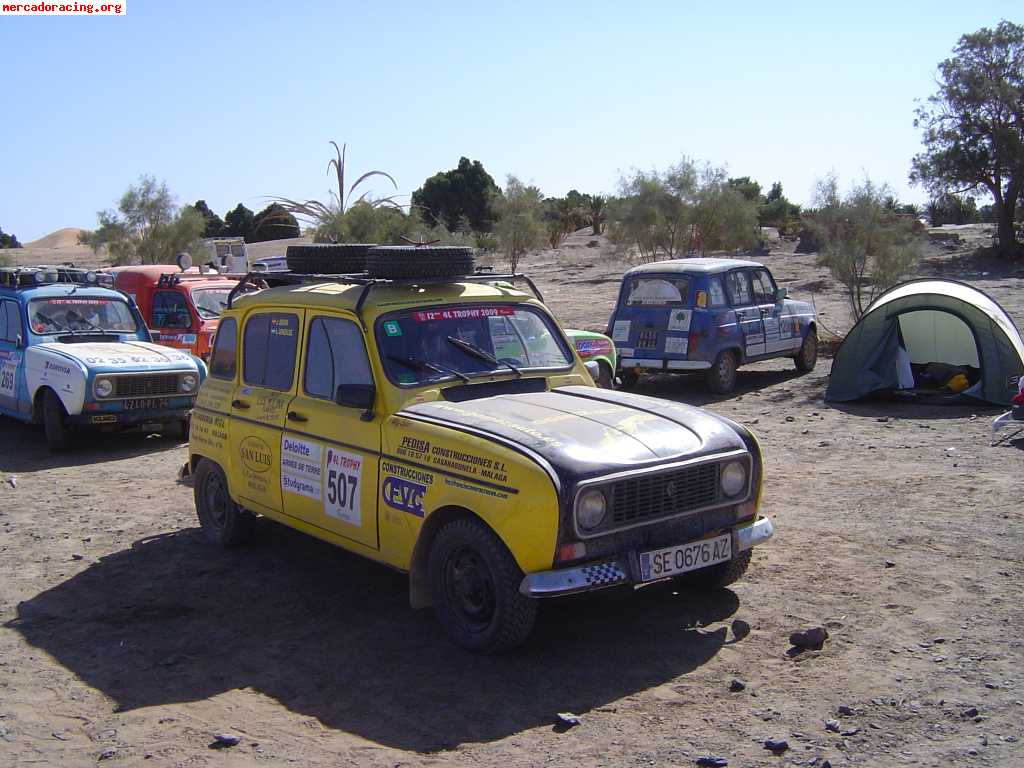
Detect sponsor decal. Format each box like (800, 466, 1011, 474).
(323, 447, 362, 525)
(612, 320, 631, 342)
(44, 359, 74, 377)
(574, 337, 613, 357)
(190, 410, 228, 451)
(382, 320, 403, 337)
(281, 435, 323, 501)
(664, 336, 688, 355)
(667, 309, 692, 332)
(240, 436, 273, 473)
(381, 476, 427, 517)
(412, 306, 514, 322)
(443, 476, 510, 500)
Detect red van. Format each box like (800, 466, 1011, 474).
(107, 266, 239, 361)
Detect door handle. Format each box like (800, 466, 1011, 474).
(287, 411, 307, 423)
(231, 399, 250, 410)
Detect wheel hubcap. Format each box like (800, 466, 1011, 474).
(444, 547, 495, 630)
(204, 473, 229, 528)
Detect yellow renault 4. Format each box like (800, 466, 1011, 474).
(184, 245, 773, 652)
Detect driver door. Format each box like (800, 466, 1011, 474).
(725, 270, 764, 357)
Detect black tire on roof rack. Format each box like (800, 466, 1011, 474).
(285, 243, 376, 274)
(365, 246, 475, 279)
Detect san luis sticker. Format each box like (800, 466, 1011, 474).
(240, 436, 273, 473)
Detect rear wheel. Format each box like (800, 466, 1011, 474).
(42, 389, 72, 452)
(795, 329, 818, 372)
(194, 459, 252, 547)
(618, 368, 639, 390)
(428, 518, 537, 652)
(706, 350, 738, 394)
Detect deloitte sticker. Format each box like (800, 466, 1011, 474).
(383, 320, 402, 337)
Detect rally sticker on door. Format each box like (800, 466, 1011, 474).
(667, 310, 692, 332)
(280, 435, 322, 501)
(0, 360, 17, 397)
(324, 447, 362, 526)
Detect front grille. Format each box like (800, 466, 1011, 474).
(114, 374, 180, 398)
(637, 329, 658, 349)
(609, 462, 720, 526)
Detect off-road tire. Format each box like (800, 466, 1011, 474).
(595, 360, 614, 389)
(285, 243, 375, 274)
(42, 389, 72, 452)
(194, 459, 252, 548)
(706, 350, 738, 394)
(676, 550, 752, 589)
(366, 246, 475, 280)
(795, 329, 818, 373)
(428, 517, 537, 652)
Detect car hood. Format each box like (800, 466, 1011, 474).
(399, 385, 745, 483)
(32, 341, 197, 373)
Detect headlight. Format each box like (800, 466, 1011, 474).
(720, 460, 747, 497)
(180, 373, 198, 393)
(577, 489, 608, 531)
(93, 377, 113, 398)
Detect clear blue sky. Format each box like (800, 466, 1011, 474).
(1, 0, 1018, 241)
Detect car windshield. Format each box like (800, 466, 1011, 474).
(28, 296, 138, 334)
(625, 276, 692, 307)
(378, 305, 573, 385)
(191, 288, 231, 319)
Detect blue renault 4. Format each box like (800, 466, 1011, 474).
(607, 258, 818, 393)
(0, 266, 206, 451)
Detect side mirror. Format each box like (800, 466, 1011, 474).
(774, 287, 787, 303)
(15, 333, 24, 348)
(584, 359, 601, 382)
(335, 383, 376, 420)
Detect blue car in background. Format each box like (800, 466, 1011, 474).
(0, 267, 206, 451)
(607, 258, 818, 393)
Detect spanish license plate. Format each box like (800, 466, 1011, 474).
(122, 398, 169, 411)
(639, 533, 732, 581)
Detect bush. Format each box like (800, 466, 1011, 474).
(250, 203, 300, 242)
(0, 226, 21, 249)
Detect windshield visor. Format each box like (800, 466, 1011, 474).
(625, 276, 692, 307)
(378, 305, 573, 386)
(29, 297, 138, 334)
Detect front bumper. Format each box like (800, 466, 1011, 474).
(619, 357, 711, 371)
(519, 516, 774, 598)
(69, 403, 193, 428)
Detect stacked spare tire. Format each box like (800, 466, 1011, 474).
(285, 243, 476, 280)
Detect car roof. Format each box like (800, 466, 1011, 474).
(624, 257, 764, 276)
(1, 284, 128, 302)
(230, 278, 536, 321)
(107, 265, 238, 287)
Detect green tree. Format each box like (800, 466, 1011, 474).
(412, 157, 500, 232)
(727, 176, 762, 203)
(192, 200, 225, 237)
(757, 181, 802, 232)
(925, 192, 979, 225)
(911, 20, 1024, 255)
(250, 203, 300, 242)
(495, 176, 544, 272)
(811, 176, 921, 319)
(79, 175, 206, 265)
(694, 170, 760, 252)
(0, 226, 21, 249)
(223, 203, 255, 240)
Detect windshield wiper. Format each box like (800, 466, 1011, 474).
(387, 354, 470, 383)
(445, 335, 522, 377)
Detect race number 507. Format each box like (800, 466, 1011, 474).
(323, 448, 362, 526)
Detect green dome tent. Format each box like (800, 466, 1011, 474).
(825, 279, 1024, 406)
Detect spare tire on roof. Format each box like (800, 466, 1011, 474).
(285, 243, 375, 274)
(366, 246, 476, 279)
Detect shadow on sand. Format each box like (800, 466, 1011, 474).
(7, 521, 738, 751)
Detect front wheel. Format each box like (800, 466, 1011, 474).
(42, 389, 72, 452)
(194, 459, 252, 547)
(595, 361, 614, 389)
(705, 350, 738, 394)
(428, 518, 537, 652)
(617, 368, 639, 390)
(795, 329, 818, 372)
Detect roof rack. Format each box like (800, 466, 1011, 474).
(0, 265, 114, 289)
(225, 268, 545, 330)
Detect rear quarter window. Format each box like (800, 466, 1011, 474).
(210, 317, 237, 379)
(243, 313, 298, 390)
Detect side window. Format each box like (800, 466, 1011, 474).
(152, 291, 191, 328)
(210, 317, 237, 379)
(707, 277, 727, 308)
(304, 316, 373, 400)
(750, 269, 776, 304)
(725, 271, 752, 306)
(243, 313, 298, 390)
